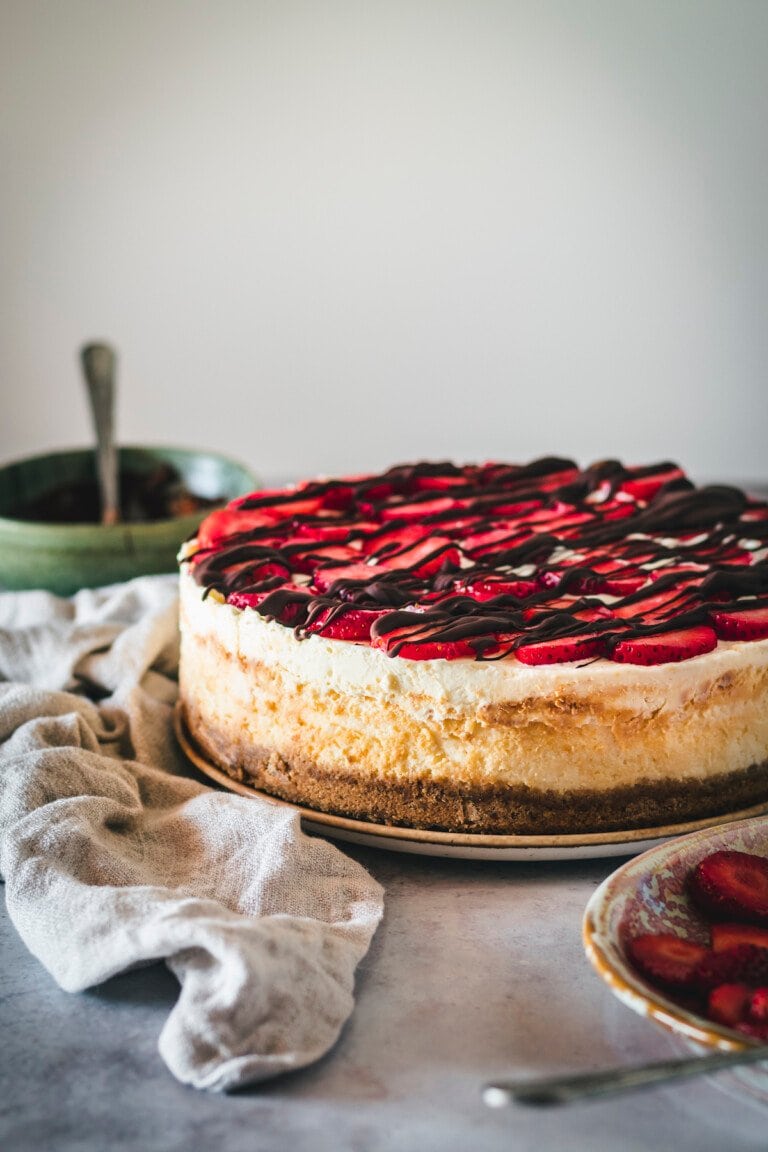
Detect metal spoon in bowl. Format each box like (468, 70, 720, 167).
(80, 342, 119, 525)
(483, 1043, 768, 1107)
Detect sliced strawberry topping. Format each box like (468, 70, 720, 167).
(609, 625, 716, 666)
(289, 544, 360, 574)
(379, 497, 468, 521)
(375, 536, 461, 575)
(311, 562, 390, 593)
(707, 983, 753, 1027)
(514, 634, 604, 665)
(193, 458, 768, 665)
(711, 923, 768, 953)
(197, 507, 284, 550)
(294, 520, 379, 542)
(710, 606, 768, 642)
(463, 577, 539, 601)
(689, 851, 768, 925)
(305, 607, 388, 642)
(611, 588, 690, 621)
(626, 933, 708, 987)
(619, 466, 686, 502)
(370, 629, 477, 660)
(227, 587, 308, 624)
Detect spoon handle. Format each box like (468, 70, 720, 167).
(483, 1043, 768, 1107)
(81, 342, 119, 525)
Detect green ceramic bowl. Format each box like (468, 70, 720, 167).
(0, 445, 258, 595)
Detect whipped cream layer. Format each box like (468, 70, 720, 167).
(181, 569, 768, 719)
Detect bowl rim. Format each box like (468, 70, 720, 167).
(0, 442, 258, 531)
(581, 815, 768, 1053)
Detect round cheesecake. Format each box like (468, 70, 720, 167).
(178, 458, 768, 834)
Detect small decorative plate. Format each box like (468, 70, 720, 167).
(174, 705, 768, 862)
(583, 816, 768, 1100)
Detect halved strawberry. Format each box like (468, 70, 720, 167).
(707, 983, 753, 1027)
(514, 633, 604, 665)
(694, 945, 768, 991)
(689, 851, 768, 925)
(710, 606, 768, 642)
(712, 924, 768, 953)
(627, 933, 708, 987)
(609, 625, 716, 666)
(750, 987, 768, 1023)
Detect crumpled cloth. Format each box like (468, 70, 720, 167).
(0, 575, 383, 1091)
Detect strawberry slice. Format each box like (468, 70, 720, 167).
(376, 536, 461, 575)
(619, 466, 686, 501)
(370, 628, 477, 660)
(294, 520, 379, 542)
(712, 924, 768, 953)
(627, 933, 708, 987)
(464, 577, 539, 601)
(379, 497, 468, 521)
(710, 606, 768, 642)
(694, 945, 768, 991)
(311, 562, 389, 592)
(609, 625, 716, 666)
(227, 587, 308, 624)
(708, 983, 753, 1027)
(611, 588, 689, 621)
(750, 987, 768, 1023)
(689, 851, 768, 925)
(388, 639, 477, 660)
(514, 633, 604, 665)
(305, 607, 388, 641)
(197, 507, 285, 549)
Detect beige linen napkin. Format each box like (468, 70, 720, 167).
(0, 575, 383, 1091)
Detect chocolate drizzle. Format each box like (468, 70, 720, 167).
(187, 459, 768, 662)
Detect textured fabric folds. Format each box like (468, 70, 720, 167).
(0, 576, 383, 1091)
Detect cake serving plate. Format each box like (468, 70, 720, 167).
(174, 706, 768, 861)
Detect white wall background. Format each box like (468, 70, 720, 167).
(2, 0, 767, 484)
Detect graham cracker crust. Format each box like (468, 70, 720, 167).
(182, 704, 768, 835)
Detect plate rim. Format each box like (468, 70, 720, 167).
(173, 703, 768, 853)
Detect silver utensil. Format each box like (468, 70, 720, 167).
(483, 1044, 768, 1106)
(80, 342, 119, 525)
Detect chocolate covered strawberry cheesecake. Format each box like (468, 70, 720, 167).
(178, 458, 768, 833)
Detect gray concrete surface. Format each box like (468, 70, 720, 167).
(2, 846, 767, 1151)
